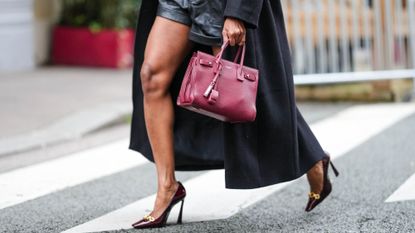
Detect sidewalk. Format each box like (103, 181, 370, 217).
(0, 67, 133, 156)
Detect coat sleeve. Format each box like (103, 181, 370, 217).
(223, 0, 264, 29)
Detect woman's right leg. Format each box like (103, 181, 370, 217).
(140, 16, 193, 219)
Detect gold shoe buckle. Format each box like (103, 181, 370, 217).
(143, 214, 156, 222)
(308, 192, 320, 200)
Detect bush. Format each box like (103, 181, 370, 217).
(59, 0, 141, 30)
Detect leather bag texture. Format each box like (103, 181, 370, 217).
(177, 41, 259, 123)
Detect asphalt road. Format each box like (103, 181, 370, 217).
(1, 102, 414, 233)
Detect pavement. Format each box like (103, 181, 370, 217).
(1, 67, 415, 232)
(0, 67, 132, 156)
(0, 101, 415, 232)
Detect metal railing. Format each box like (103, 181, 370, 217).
(281, 0, 415, 83)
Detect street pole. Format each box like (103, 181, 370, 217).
(408, 0, 415, 99)
(0, 0, 35, 71)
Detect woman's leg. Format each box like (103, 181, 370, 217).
(140, 16, 193, 218)
(297, 108, 324, 194)
(307, 160, 324, 193)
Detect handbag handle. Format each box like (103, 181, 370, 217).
(214, 40, 246, 69)
(203, 41, 248, 98)
(232, 44, 245, 64)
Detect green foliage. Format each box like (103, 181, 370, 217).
(60, 0, 141, 30)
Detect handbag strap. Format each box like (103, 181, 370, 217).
(214, 40, 246, 69)
(233, 45, 245, 64)
(203, 41, 247, 98)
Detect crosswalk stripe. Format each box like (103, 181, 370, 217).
(311, 103, 415, 160)
(63, 103, 415, 233)
(0, 139, 148, 210)
(62, 170, 294, 233)
(385, 173, 415, 202)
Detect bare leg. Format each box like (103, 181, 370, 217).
(306, 160, 324, 194)
(140, 16, 193, 219)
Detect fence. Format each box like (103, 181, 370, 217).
(281, 0, 415, 86)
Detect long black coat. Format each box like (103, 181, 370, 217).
(129, 0, 326, 189)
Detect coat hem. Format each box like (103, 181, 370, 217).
(128, 144, 225, 171)
(224, 151, 326, 189)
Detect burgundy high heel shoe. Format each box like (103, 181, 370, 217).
(305, 154, 339, 212)
(132, 181, 186, 229)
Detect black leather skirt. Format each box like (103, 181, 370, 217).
(157, 0, 225, 46)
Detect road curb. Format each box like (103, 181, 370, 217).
(0, 101, 132, 157)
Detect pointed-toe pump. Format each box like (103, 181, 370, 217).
(132, 181, 186, 229)
(305, 154, 339, 212)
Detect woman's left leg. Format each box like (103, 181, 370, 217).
(307, 160, 324, 193)
(297, 105, 339, 211)
(296, 107, 325, 194)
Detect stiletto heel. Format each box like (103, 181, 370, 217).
(132, 181, 186, 229)
(305, 154, 339, 212)
(329, 161, 339, 177)
(177, 199, 184, 224)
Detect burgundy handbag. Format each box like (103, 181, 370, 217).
(176, 41, 259, 123)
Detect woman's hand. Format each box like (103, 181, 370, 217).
(222, 17, 246, 46)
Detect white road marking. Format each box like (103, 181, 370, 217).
(385, 173, 415, 202)
(62, 170, 294, 233)
(63, 103, 415, 232)
(311, 103, 415, 160)
(0, 139, 148, 210)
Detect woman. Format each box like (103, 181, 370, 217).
(129, 0, 340, 229)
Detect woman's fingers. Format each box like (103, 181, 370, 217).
(234, 27, 243, 46)
(227, 27, 243, 46)
(223, 17, 246, 46)
(237, 25, 246, 46)
(235, 27, 246, 46)
(229, 28, 240, 46)
(239, 33, 246, 46)
(238, 25, 246, 46)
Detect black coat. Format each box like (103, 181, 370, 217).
(129, 0, 326, 189)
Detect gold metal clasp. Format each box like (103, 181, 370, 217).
(308, 192, 320, 200)
(143, 214, 156, 222)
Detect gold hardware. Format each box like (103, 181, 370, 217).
(308, 192, 320, 200)
(143, 214, 155, 222)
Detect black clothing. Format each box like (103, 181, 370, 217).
(157, 0, 226, 46)
(129, 0, 326, 189)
